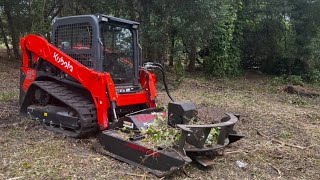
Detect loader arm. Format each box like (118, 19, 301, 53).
(20, 34, 156, 129)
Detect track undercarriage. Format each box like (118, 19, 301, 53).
(22, 81, 98, 137)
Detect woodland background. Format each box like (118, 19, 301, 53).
(0, 0, 320, 81)
(1, 1, 320, 179)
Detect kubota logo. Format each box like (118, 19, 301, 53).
(53, 52, 73, 72)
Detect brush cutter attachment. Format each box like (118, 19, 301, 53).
(98, 102, 243, 177)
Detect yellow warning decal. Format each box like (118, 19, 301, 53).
(44, 112, 48, 117)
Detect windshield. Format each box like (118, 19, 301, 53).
(101, 23, 134, 84)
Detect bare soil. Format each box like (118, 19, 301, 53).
(0, 51, 319, 179)
(283, 85, 320, 97)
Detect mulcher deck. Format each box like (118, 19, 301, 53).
(98, 130, 191, 177)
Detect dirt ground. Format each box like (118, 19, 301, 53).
(0, 51, 319, 179)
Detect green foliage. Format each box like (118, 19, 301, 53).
(271, 76, 286, 86)
(271, 75, 304, 86)
(204, 1, 242, 76)
(205, 128, 220, 145)
(174, 61, 185, 80)
(1, 0, 320, 78)
(288, 96, 308, 106)
(138, 112, 221, 148)
(309, 49, 320, 69)
(286, 75, 304, 86)
(308, 29, 320, 76)
(141, 113, 181, 147)
(306, 70, 320, 84)
(239, 0, 320, 77)
(22, 162, 32, 169)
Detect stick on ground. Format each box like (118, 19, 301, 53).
(256, 130, 309, 150)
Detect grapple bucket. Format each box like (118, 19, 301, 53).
(98, 102, 244, 177)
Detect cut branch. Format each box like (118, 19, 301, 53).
(256, 130, 310, 150)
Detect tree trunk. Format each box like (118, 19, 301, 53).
(0, 16, 11, 57)
(187, 41, 197, 71)
(169, 29, 175, 67)
(3, 0, 21, 59)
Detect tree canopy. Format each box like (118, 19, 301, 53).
(1, 0, 320, 81)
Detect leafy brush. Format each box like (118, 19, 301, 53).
(140, 112, 221, 148)
(205, 128, 220, 146)
(141, 113, 181, 148)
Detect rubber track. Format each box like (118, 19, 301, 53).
(33, 81, 98, 138)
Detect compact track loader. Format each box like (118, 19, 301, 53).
(19, 14, 244, 177)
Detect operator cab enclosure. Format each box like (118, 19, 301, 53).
(53, 14, 141, 91)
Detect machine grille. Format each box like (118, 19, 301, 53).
(68, 54, 94, 68)
(54, 22, 95, 68)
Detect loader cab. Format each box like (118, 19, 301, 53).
(53, 14, 140, 89)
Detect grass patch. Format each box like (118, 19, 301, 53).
(278, 131, 293, 139)
(0, 92, 19, 102)
(316, 159, 320, 167)
(287, 96, 308, 106)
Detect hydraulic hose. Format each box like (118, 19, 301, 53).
(155, 66, 175, 102)
(144, 62, 175, 102)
